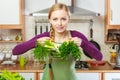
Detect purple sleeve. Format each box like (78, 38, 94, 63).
(12, 32, 49, 55)
(71, 30, 103, 61)
(81, 40, 103, 61)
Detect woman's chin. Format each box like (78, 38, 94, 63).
(56, 30, 64, 33)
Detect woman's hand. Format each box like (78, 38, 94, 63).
(68, 37, 82, 46)
(37, 37, 50, 45)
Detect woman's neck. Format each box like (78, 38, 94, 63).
(54, 30, 70, 43)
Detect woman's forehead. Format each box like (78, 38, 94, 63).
(50, 9, 69, 18)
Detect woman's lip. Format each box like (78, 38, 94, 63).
(56, 27, 64, 30)
(56, 26, 63, 27)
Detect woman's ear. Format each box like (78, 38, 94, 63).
(68, 18, 70, 23)
(49, 19, 51, 24)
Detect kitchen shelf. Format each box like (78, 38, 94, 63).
(105, 0, 120, 43)
(0, 25, 23, 29)
(0, 0, 25, 43)
(105, 40, 118, 44)
(0, 40, 23, 43)
(106, 25, 120, 30)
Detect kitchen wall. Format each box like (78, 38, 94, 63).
(76, 0, 105, 16)
(0, 0, 112, 61)
(24, 0, 105, 15)
(23, 0, 113, 61)
(24, 17, 111, 62)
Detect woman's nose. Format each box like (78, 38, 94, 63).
(58, 20, 62, 25)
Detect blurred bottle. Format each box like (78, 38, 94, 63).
(110, 49, 117, 63)
(0, 34, 2, 40)
(15, 35, 19, 41)
(15, 33, 22, 41)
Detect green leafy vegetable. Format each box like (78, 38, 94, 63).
(0, 70, 25, 80)
(58, 41, 82, 61)
(33, 40, 57, 62)
(33, 40, 82, 62)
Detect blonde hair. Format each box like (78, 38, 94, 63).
(48, 3, 71, 41)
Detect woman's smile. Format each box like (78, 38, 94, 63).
(49, 9, 70, 33)
(56, 26, 64, 30)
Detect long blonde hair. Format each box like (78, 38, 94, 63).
(48, 3, 71, 41)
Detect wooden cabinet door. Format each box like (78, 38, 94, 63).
(19, 73, 34, 80)
(0, 0, 24, 29)
(109, 0, 120, 25)
(39, 73, 43, 80)
(0, 0, 21, 25)
(76, 72, 101, 80)
(0, 0, 25, 42)
(39, 72, 101, 80)
(105, 0, 120, 43)
(104, 73, 120, 80)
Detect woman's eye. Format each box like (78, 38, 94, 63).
(52, 18, 67, 21)
(53, 18, 57, 21)
(62, 18, 67, 21)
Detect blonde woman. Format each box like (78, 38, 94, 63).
(13, 3, 103, 80)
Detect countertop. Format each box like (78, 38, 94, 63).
(0, 60, 119, 73)
(0, 61, 44, 72)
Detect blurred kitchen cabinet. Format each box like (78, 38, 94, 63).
(39, 73, 43, 80)
(103, 72, 120, 80)
(19, 73, 34, 80)
(38, 72, 101, 80)
(25, 0, 55, 15)
(109, 0, 120, 25)
(105, 0, 120, 43)
(76, 72, 101, 80)
(0, 0, 25, 42)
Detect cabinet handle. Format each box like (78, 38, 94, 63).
(110, 9, 113, 21)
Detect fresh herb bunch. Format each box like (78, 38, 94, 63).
(0, 70, 25, 80)
(33, 40, 58, 62)
(33, 40, 82, 62)
(58, 41, 82, 61)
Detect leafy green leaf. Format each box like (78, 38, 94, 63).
(58, 41, 82, 61)
(0, 70, 25, 80)
(33, 40, 82, 63)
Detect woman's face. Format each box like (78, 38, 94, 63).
(49, 9, 70, 33)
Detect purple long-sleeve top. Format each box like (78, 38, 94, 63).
(12, 30, 103, 61)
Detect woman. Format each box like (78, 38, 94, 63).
(12, 3, 103, 80)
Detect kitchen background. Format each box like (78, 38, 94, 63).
(0, 0, 113, 61)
